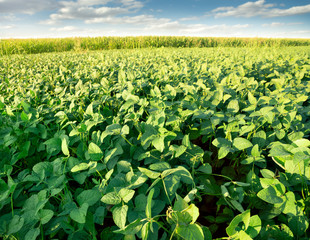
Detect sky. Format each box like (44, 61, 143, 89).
(0, 0, 309, 39)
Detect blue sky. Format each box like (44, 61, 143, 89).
(0, 0, 309, 38)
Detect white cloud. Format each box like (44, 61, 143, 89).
(262, 22, 285, 27)
(262, 22, 303, 27)
(179, 17, 200, 21)
(43, 0, 144, 24)
(50, 26, 78, 32)
(146, 21, 251, 37)
(85, 14, 170, 25)
(212, 0, 310, 18)
(0, 0, 57, 14)
(0, 25, 15, 29)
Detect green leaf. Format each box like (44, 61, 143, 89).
(288, 215, 309, 237)
(257, 186, 283, 204)
(246, 215, 261, 238)
(146, 188, 155, 219)
(218, 146, 231, 159)
(138, 167, 161, 179)
(152, 136, 165, 152)
(8, 215, 24, 234)
(119, 188, 135, 203)
(248, 92, 257, 105)
(275, 192, 296, 215)
(25, 228, 40, 240)
(252, 130, 266, 147)
(101, 192, 121, 205)
(212, 138, 231, 148)
(21, 111, 30, 122)
(114, 219, 143, 235)
(238, 230, 253, 240)
(85, 103, 93, 116)
(227, 99, 239, 113)
(293, 138, 310, 147)
(61, 138, 70, 156)
(197, 163, 212, 174)
(260, 169, 275, 179)
(141, 222, 150, 240)
(184, 204, 200, 224)
(104, 143, 123, 164)
(233, 137, 253, 150)
(71, 163, 89, 172)
(38, 209, 54, 224)
(176, 224, 204, 240)
(88, 142, 103, 161)
(174, 145, 187, 158)
(149, 162, 171, 172)
(77, 189, 101, 206)
(70, 203, 89, 224)
(226, 209, 251, 236)
(113, 205, 128, 229)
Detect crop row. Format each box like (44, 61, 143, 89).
(1, 36, 310, 55)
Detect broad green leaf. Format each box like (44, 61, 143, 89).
(176, 224, 204, 240)
(293, 138, 310, 147)
(288, 215, 309, 237)
(246, 215, 261, 238)
(248, 92, 257, 105)
(88, 142, 103, 161)
(275, 192, 296, 215)
(114, 219, 143, 235)
(25, 228, 40, 240)
(260, 169, 275, 179)
(8, 215, 24, 234)
(218, 146, 231, 159)
(119, 188, 135, 203)
(233, 137, 253, 150)
(257, 186, 283, 204)
(113, 205, 128, 229)
(85, 103, 93, 116)
(38, 209, 54, 224)
(101, 192, 121, 205)
(138, 167, 161, 179)
(197, 163, 212, 174)
(77, 189, 101, 206)
(71, 163, 89, 172)
(252, 130, 266, 147)
(226, 209, 251, 236)
(149, 162, 171, 172)
(238, 230, 252, 240)
(152, 136, 165, 152)
(212, 138, 231, 148)
(174, 145, 187, 158)
(183, 204, 199, 224)
(227, 99, 239, 113)
(70, 203, 89, 224)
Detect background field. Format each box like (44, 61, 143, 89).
(0, 44, 310, 240)
(1, 36, 310, 55)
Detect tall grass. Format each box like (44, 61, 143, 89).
(1, 36, 310, 55)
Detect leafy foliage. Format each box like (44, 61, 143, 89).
(0, 46, 310, 239)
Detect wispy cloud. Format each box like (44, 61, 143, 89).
(42, 0, 144, 25)
(50, 26, 78, 32)
(0, 0, 58, 14)
(0, 25, 15, 29)
(179, 17, 200, 21)
(212, 0, 310, 18)
(262, 22, 285, 27)
(262, 22, 303, 27)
